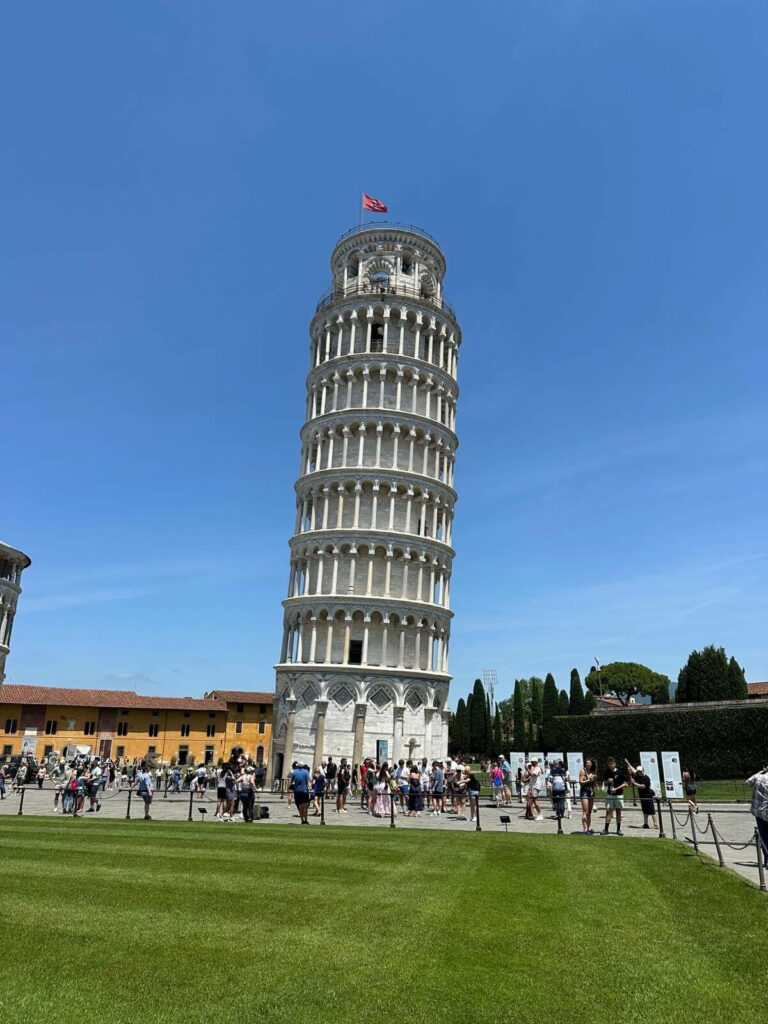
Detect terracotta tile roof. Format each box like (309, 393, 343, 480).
(205, 689, 274, 705)
(0, 684, 225, 712)
(747, 682, 768, 696)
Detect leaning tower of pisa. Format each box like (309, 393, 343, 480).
(270, 222, 461, 780)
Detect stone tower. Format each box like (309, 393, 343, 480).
(271, 222, 461, 780)
(0, 542, 31, 684)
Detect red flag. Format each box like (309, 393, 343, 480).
(363, 193, 388, 213)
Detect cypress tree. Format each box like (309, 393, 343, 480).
(531, 681, 543, 728)
(676, 665, 688, 703)
(542, 673, 559, 749)
(452, 698, 469, 754)
(569, 668, 586, 715)
(468, 678, 487, 756)
(558, 689, 570, 717)
(513, 680, 526, 749)
(656, 680, 670, 705)
(727, 657, 748, 700)
(485, 692, 494, 756)
(584, 690, 597, 713)
(493, 709, 503, 757)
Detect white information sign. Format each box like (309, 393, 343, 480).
(639, 751, 662, 797)
(567, 752, 584, 788)
(546, 751, 564, 768)
(509, 752, 526, 775)
(527, 751, 544, 766)
(661, 751, 684, 800)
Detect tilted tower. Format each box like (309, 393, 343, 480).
(270, 222, 462, 780)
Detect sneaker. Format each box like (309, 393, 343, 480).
(535, 815, 543, 821)
(616, 829, 624, 836)
(86, 808, 94, 813)
(470, 817, 476, 822)
(642, 823, 650, 829)
(602, 827, 609, 834)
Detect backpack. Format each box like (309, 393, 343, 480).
(551, 774, 566, 794)
(68, 777, 78, 792)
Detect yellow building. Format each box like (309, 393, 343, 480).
(205, 689, 273, 765)
(0, 684, 272, 766)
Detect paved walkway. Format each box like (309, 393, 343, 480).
(2, 784, 764, 892)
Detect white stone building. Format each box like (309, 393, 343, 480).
(0, 541, 31, 684)
(270, 222, 462, 779)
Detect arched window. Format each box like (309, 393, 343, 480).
(256, 745, 264, 765)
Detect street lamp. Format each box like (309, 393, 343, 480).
(594, 657, 603, 697)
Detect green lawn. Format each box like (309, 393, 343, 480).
(0, 819, 765, 1024)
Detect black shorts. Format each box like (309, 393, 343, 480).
(337, 784, 348, 795)
(294, 791, 310, 805)
(217, 787, 227, 799)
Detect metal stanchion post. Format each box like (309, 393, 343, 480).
(709, 814, 724, 867)
(656, 798, 665, 838)
(280, 778, 285, 800)
(125, 788, 132, 820)
(320, 791, 325, 825)
(755, 829, 767, 892)
(187, 788, 194, 822)
(689, 807, 698, 853)
(556, 810, 563, 835)
(667, 800, 676, 840)
(389, 790, 396, 829)
(631, 784, 637, 807)
(17, 788, 25, 816)
(475, 794, 481, 832)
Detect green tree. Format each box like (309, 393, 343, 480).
(493, 708, 503, 757)
(584, 690, 597, 714)
(657, 679, 670, 705)
(727, 656, 748, 700)
(451, 698, 469, 754)
(530, 681, 543, 728)
(512, 681, 526, 749)
(676, 646, 732, 703)
(584, 662, 672, 704)
(469, 679, 487, 756)
(568, 668, 586, 715)
(497, 697, 514, 743)
(485, 693, 494, 757)
(542, 673, 559, 749)
(558, 689, 570, 717)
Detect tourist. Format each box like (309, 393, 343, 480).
(515, 766, 523, 803)
(12, 761, 26, 793)
(336, 757, 351, 813)
(0, 764, 6, 799)
(311, 767, 325, 815)
(747, 763, 768, 869)
(602, 756, 627, 836)
(499, 756, 513, 806)
(407, 762, 423, 817)
(291, 762, 312, 824)
(254, 762, 266, 792)
(395, 759, 409, 811)
(87, 761, 102, 813)
(36, 764, 47, 790)
(136, 763, 154, 820)
(366, 760, 377, 810)
(224, 768, 237, 822)
(74, 770, 87, 816)
(238, 767, 256, 823)
(527, 758, 544, 821)
(420, 758, 432, 810)
(490, 762, 504, 807)
(350, 763, 358, 798)
(372, 766, 394, 818)
(682, 769, 699, 815)
(430, 761, 445, 816)
(325, 756, 337, 795)
(579, 759, 597, 834)
(453, 768, 468, 819)
(627, 761, 657, 830)
(549, 759, 568, 823)
(467, 772, 481, 822)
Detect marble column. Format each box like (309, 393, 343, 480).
(352, 702, 368, 767)
(312, 699, 329, 769)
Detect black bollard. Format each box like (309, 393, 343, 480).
(188, 788, 194, 822)
(667, 800, 676, 839)
(389, 790, 396, 829)
(17, 787, 25, 816)
(656, 798, 665, 838)
(689, 807, 698, 853)
(556, 810, 563, 835)
(125, 788, 132, 820)
(475, 794, 482, 833)
(755, 829, 767, 892)
(320, 791, 325, 826)
(280, 778, 285, 801)
(709, 814, 724, 867)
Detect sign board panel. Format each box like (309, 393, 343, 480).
(661, 751, 684, 800)
(639, 751, 662, 797)
(567, 752, 584, 785)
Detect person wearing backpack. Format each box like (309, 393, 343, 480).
(549, 760, 568, 823)
(136, 763, 155, 821)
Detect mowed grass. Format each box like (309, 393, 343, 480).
(0, 819, 765, 1024)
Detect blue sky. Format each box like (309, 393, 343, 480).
(3, 2, 766, 702)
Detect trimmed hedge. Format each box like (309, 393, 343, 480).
(555, 703, 768, 779)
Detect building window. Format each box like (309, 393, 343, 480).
(206, 724, 216, 738)
(148, 746, 157, 756)
(256, 745, 264, 764)
(236, 704, 244, 713)
(348, 640, 363, 665)
(235, 721, 243, 735)
(204, 745, 214, 764)
(148, 724, 159, 738)
(178, 746, 189, 765)
(183, 711, 191, 718)
(120, 709, 129, 716)
(117, 722, 128, 737)
(258, 721, 266, 735)
(259, 704, 266, 714)
(44, 745, 54, 757)
(84, 721, 96, 736)
(45, 720, 58, 735)
(116, 746, 125, 758)
(180, 724, 190, 738)
(3, 744, 13, 756)
(208, 711, 216, 719)
(151, 710, 160, 717)
(4, 719, 17, 735)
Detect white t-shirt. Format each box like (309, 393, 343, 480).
(528, 765, 542, 793)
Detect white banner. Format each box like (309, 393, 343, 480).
(527, 751, 544, 766)
(546, 751, 564, 768)
(508, 752, 526, 775)
(567, 752, 584, 788)
(661, 751, 684, 800)
(639, 751, 661, 797)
